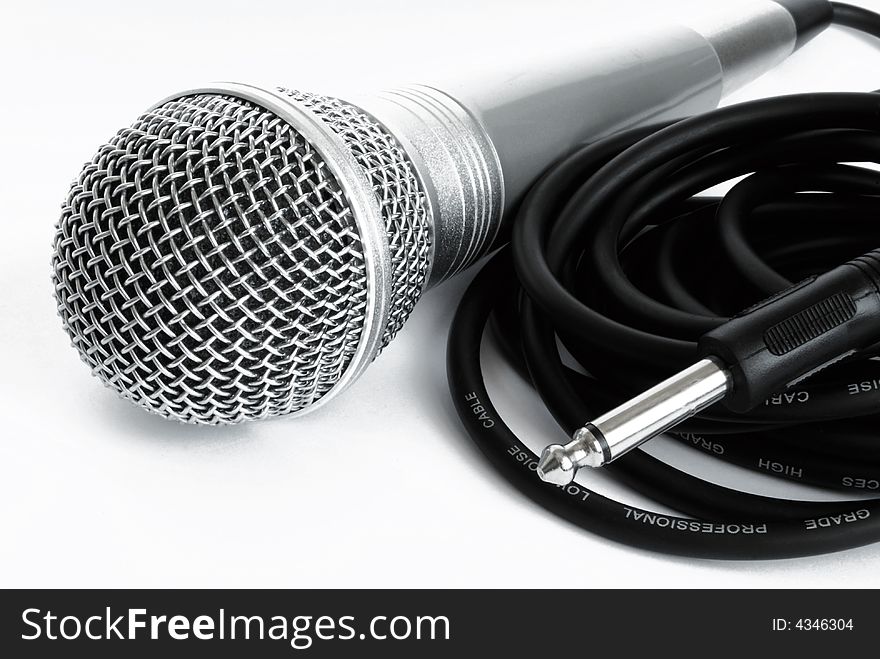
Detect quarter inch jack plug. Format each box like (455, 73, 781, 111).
(537, 249, 880, 485)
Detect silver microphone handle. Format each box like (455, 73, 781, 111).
(351, 0, 803, 286)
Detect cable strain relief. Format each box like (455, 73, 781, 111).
(774, 0, 834, 48)
(847, 249, 880, 295)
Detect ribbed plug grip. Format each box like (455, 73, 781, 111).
(763, 292, 856, 355)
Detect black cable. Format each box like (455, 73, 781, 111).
(446, 2, 880, 559)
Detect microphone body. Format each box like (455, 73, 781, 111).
(338, 0, 805, 286)
(52, 0, 827, 423)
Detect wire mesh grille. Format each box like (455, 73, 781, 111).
(52, 90, 429, 424)
(280, 89, 431, 347)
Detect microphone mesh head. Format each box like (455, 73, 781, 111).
(52, 90, 431, 424)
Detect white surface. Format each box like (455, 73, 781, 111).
(1, 0, 880, 588)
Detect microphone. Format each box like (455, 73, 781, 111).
(51, 0, 832, 424)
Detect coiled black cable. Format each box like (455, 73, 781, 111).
(447, 2, 880, 558)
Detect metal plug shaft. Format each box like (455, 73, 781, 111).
(536, 358, 732, 485)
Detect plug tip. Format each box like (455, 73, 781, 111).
(537, 444, 577, 485)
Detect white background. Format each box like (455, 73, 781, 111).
(2, 0, 880, 588)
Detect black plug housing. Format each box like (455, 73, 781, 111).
(698, 250, 880, 412)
